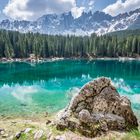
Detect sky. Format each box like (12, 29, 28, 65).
(0, 0, 140, 21)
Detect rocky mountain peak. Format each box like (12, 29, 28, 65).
(0, 8, 140, 35)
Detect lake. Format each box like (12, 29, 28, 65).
(0, 59, 140, 118)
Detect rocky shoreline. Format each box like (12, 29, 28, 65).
(0, 115, 139, 140)
(0, 77, 139, 140)
(0, 57, 140, 63)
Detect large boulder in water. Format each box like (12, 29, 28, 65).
(56, 77, 138, 137)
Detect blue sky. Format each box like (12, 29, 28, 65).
(0, 0, 8, 20)
(0, 0, 139, 21)
(76, 0, 116, 11)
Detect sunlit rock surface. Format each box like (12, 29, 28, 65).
(56, 77, 138, 137)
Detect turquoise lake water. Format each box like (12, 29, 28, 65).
(0, 60, 140, 117)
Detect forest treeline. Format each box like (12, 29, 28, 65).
(0, 29, 140, 58)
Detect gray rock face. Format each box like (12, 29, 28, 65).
(79, 109, 91, 123)
(56, 77, 138, 137)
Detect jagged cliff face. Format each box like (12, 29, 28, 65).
(0, 8, 140, 35)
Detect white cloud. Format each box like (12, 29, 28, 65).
(88, 0, 94, 11)
(3, 0, 85, 20)
(71, 6, 85, 18)
(103, 0, 140, 16)
(89, 1, 94, 6)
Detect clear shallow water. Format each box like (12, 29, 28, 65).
(0, 60, 140, 117)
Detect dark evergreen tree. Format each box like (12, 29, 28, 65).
(0, 29, 140, 59)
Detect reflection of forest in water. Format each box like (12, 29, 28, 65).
(0, 60, 140, 85)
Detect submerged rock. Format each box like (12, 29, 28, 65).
(56, 77, 138, 137)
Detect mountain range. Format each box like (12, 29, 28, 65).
(0, 8, 140, 35)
